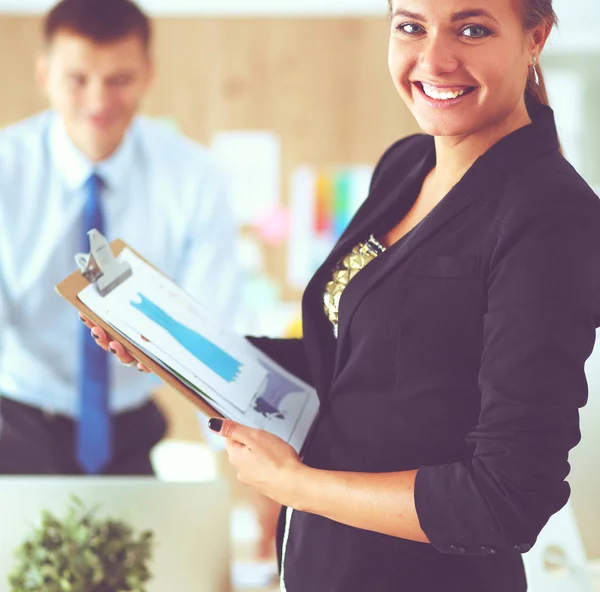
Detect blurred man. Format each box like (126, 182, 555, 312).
(0, 0, 239, 476)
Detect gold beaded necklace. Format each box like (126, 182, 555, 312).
(323, 234, 386, 336)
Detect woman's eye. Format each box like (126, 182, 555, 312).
(397, 23, 424, 36)
(462, 25, 491, 39)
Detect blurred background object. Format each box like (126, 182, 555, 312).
(523, 503, 594, 592)
(0, 477, 232, 592)
(544, 0, 600, 572)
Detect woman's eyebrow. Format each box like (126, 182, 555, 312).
(391, 7, 500, 26)
(450, 9, 501, 25)
(391, 9, 426, 21)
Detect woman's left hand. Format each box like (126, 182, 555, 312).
(209, 418, 307, 508)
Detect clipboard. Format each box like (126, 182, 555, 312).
(55, 231, 222, 420)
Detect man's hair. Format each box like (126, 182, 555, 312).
(44, 0, 151, 51)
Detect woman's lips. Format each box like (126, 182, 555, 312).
(413, 81, 477, 107)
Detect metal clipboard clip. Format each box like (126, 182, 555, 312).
(75, 229, 133, 296)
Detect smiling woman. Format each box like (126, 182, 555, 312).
(388, 0, 557, 105)
(387, 0, 553, 143)
(87, 0, 600, 590)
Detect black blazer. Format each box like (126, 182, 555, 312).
(251, 102, 600, 592)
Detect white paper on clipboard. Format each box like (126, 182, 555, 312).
(77, 246, 319, 452)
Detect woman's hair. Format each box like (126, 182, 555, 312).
(385, 0, 557, 106)
(522, 0, 557, 106)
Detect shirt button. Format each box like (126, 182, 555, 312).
(514, 543, 531, 553)
(480, 547, 497, 555)
(449, 544, 466, 554)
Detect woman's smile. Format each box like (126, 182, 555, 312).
(412, 81, 478, 108)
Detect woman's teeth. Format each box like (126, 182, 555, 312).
(421, 83, 470, 101)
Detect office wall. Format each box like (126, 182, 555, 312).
(0, 15, 419, 161)
(0, 15, 420, 436)
(0, 17, 419, 223)
(0, 14, 421, 300)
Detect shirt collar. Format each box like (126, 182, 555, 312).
(48, 111, 136, 194)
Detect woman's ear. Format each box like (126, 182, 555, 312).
(528, 22, 552, 58)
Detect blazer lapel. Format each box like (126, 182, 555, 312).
(300, 146, 436, 398)
(300, 276, 337, 399)
(316, 101, 561, 395)
(332, 185, 471, 381)
(329, 147, 436, 269)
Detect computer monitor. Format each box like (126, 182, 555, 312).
(0, 477, 231, 592)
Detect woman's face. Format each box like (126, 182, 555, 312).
(388, 0, 543, 139)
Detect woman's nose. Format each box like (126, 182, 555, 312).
(418, 35, 460, 79)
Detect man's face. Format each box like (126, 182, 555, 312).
(38, 31, 153, 162)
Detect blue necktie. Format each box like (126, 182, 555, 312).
(77, 173, 112, 474)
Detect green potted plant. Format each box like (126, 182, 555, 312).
(9, 497, 154, 592)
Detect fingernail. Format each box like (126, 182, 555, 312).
(208, 418, 223, 433)
(79, 315, 86, 323)
(108, 347, 116, 354)
(91, 332, 100, 340)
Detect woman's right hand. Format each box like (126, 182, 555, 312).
(79, 313, 150, 373)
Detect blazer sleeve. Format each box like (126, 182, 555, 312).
(413, 186, 600, 556)
(246, 336, 314, 386)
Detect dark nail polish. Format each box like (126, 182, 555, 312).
(108, 347, 116, 354)
(208, 418, 223, 433)
(91, 332, 100, 340)
(79, 315, 86, 323)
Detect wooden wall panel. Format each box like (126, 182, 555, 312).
(0, 16, 420, 295)
(0, 15, 420, 441)
(148, 18, 417, 161)
(0, 16, 418, 157)
(0, 17, 46, 120)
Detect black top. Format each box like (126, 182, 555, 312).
(250, 101, 600, 592)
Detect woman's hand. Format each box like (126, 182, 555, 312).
(78, 313, 150, 373)
(209, 418, 308, 509)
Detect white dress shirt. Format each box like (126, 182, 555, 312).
(0, 111, 240, 417)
